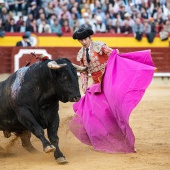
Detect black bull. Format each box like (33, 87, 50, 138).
(0, 58, 86, 164)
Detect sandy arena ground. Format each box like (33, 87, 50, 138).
(0, 73, 170, 170)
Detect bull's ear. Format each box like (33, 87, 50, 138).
(47, 61, 67, 70)
(72, 63, 88, 71)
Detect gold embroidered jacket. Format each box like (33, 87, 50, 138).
(77, 41, 113, 93)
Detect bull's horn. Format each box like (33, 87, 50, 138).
(72, 63, 87, 71)
(47, 61, 67, 70)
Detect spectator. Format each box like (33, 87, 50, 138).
(68, 0, 76, 13)
(119, 5, 126, 20)
(45, 1, 56, 19)
(80, 0, 88, 13)
(128, 2, 139, 15)
(121, 20, 133, 34)
(108, 7, 116, 20)
(113, 0, 121, 13)
(38, 20, 51, 33)
(16, 16, 24, 27)
(95, 15, 106, 33)
(62, 20, 72, 33)
(141, 7, 149, 20)
(52, 1, 62, 16)
(58, 4, 71, 20)
(95, 6, 106, 22)
(6, 0, 15, 13)
(30, 1, 40, 19)
(69, 13, 78, 28)
(3, 11, 13, 26)
(113, 13, 123, 27)
(155, 12, 164, 26)
(51, 18, 62, 36)
(26, 13, 33, 26)
(134, 0, 142, 9)
(80, 2, 90, 16)
(155, 21, 163, 33)
(0, 7, 9, 24)
(37, 7, 46, 18)
(72, 1, 81, 16)
(104, 12, 111, 26)
(143, 1, 150, 12)
(90, 0, 102, 14)
(143, 20, 155, 43)
(26, 0, 42, 14)
(91, 13, 97, 26)
(135, 12, 144, 23)
(131, 8, 138, 20)
(132, 18, 144, 41)
(106, 19, 115, 33)
(149, 17, 157, 33)
(19, 20, 27, 32)
(28, 19, 38, 33)
(59, 13, 70, 27)
(0, 18, 5, 37)
(37, 13, 47, 26)
(0, 0, 5, 13)
(14, 0, 26, 15)
(70, 6, 81, 20)
(72, 20, 80, 32)
(104, 0, 114, 13)
(48, 14, 57, 26)
(123, 12, 135, 27)
(5, 18, 19, 32)
(79, 12, 90, 26)
(16, 35, 31, 46)
(41, 0, 51, 9)
(150, 3, 158, 18)
(113, 20, 122, 34)
(81, 18, 93, 30)
(159, 20, 170, 41)
(153, 7, 166, 21)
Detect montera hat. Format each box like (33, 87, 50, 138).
(22, 35, 29, 39)
(73, 28, 94, 40)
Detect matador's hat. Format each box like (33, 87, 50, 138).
(73, 28, 94, 40)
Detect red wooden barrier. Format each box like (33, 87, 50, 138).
(0, 47, 169, 74)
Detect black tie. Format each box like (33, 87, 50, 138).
(86, 48, 90, 63)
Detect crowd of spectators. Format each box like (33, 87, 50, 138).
(0, 0, 170, 43)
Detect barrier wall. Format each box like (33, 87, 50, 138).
(0, 47, 169, 74)
(0, 33, 170, 47)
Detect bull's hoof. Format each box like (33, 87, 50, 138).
(3, 131, 11, 138)
(56, 157, 68, 164)
(43, 145, 56, 153)
(24, 146, 39, 154)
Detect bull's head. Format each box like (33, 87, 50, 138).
(47, 60, 87, 102)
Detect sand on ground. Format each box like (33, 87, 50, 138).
(0, 73, 170, 170)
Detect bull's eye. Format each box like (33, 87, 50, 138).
(72, 67, 76, 71)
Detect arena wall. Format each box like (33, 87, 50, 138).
(0, 33, 170, 47)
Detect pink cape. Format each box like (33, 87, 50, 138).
(69, 50, 155, 153)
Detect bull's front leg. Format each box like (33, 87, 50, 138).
(16, 108, 55, 153)
(47, 112, 68, 164)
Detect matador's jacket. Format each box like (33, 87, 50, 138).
(77, 41, 113, 93)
